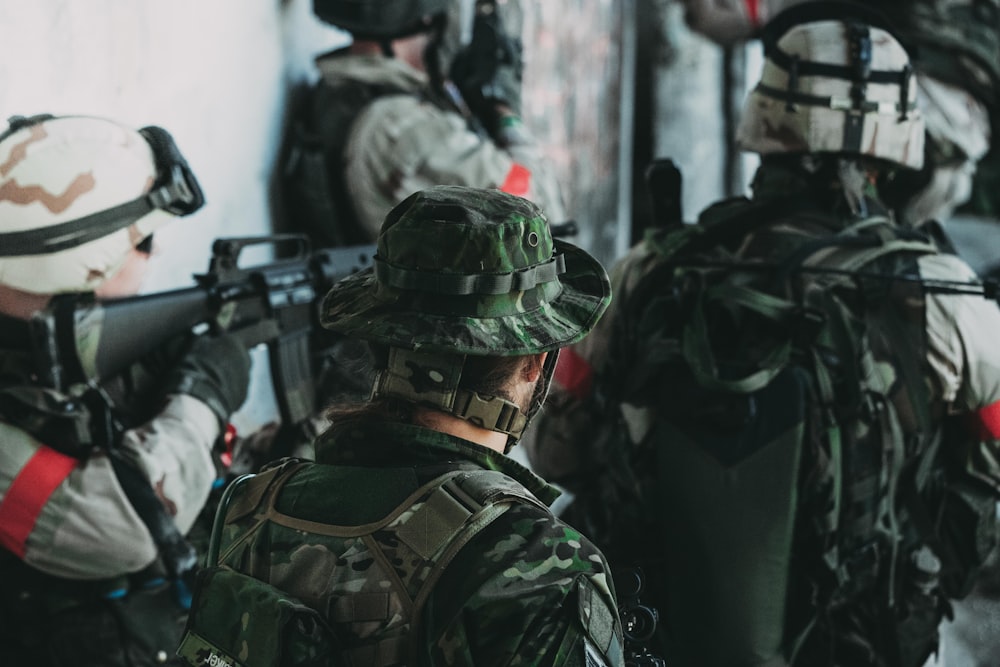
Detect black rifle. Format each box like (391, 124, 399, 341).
(448, 0, 524, 136)
(29, 235, 375, 428)
(645, 158, 684, 230)
(26, 236, 375, 601)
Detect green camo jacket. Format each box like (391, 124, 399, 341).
(214, 419, 624, 667)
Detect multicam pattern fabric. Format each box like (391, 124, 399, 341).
(205, 419, 623, 667)
(321, 186, 611, 356)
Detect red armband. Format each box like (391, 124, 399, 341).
(499, 163, 532, 198)
(0, 446, 78, 557)
(745, 0, 761, 26)
(973, 398, 1000, 441)
(553, 347, 595, 401)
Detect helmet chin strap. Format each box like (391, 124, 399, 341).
(373, 347, 529, 442)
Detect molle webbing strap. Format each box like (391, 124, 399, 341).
(395, 473, 487, 560)
(766, 44, 911, 86)
(374, 253, 566, 295)
(801, 237, 939, 274)
(393, 469, 547, 561)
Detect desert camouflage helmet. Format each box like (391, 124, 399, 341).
(321, 185, 611, 357)
(0, 114, 203, 294)
(312, 0, 450, 39)
(737, 7, 926, 169)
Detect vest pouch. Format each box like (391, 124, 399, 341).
(654, 368, 808, 666)
(177, 566, 341, 667)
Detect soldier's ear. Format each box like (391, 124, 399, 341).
(521, 353, 547, 383)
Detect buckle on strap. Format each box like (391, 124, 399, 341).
(147, 165, 195, 211)
(452, 389, 527, 437)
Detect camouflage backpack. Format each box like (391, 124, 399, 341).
(177, 457, 550, 667)
(281, 73, 409, 247)
(280, 60, 458, 248)
(595, 197, 1000, 666)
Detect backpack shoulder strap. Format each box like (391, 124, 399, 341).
(208, 457, 312, 565)
(398, 469, 548, 663)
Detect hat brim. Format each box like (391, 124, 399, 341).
(321, 239, 611, 356)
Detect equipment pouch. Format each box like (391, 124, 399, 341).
(176, 566, 341, 667)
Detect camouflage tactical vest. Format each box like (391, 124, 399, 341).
(598, 198, 990, 666)
(178, 457, 550, 667)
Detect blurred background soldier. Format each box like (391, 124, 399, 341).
(0, 114, 251, 667)
(179, 186, 622, 667)
(527, 8, 1000, 666)
(266, 0, 574, 455)
(280, 0, 567, 247)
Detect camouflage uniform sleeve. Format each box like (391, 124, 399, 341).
(420, 503, 624, 667)
(343, 94, 567, 240)
(522, 239, 662, 491)
(920, 253, 1000, 487)
(0, 394, 219, 579)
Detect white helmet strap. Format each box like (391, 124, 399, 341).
(0, 167, 194, 257)
(0, 119, 204, 257)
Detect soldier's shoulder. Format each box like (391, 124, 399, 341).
(461, 501, 611, 582)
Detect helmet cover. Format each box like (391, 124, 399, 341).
(737, 16, 926, 169)
(0, 116, 180, 294)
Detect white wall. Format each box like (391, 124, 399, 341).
(0, 0, 349, 432)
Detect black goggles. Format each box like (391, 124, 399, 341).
(0, 116, 205, 257)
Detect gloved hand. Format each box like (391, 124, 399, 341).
(449, 6, 524, 141)
(163, 332, 251, 426)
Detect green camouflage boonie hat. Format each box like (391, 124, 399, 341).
(321, 185, 611, 356)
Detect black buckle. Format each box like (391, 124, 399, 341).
(148, 165, 197, 213)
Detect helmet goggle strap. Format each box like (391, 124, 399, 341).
(373, 347, 529, 440)
(0, 121, 204, 257)
(757, 21, 916, 151)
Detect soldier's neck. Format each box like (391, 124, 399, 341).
(416, 408, 508, 453)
